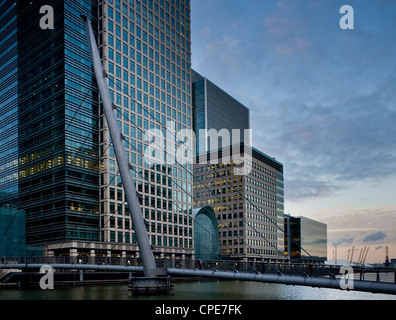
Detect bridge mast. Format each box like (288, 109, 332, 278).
(81, 16, 159, 279)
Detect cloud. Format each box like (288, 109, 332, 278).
(332, 237, 354, 247)
(315, 207, 396, 254)
(192, 0, 396, 206)
(363, 231, 386, 243)
(285, 178, 339, 202)
(263, 16, 298, 39)
(191, 2, 396, 264)
(251, 68, 396, 202)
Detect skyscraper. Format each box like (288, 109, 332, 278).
(0, 0, 22, 257)
(0, 0, 194, 262)
(192, 70, 250, 155)
(97, 0, 193, 262)
(1, 0, 100, 258)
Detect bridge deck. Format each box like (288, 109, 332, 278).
(1, 262, 395, 295)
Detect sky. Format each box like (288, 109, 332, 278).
(190, 0, 396, 264)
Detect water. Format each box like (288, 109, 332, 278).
(0, 280, 395, 300)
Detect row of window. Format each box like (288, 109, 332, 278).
(246, 194, 277, 208)
(102, 230, 193, 248)
(18, 154, 99, 179)
(221, 248, 282, 257)
(107, 0, 190, 47)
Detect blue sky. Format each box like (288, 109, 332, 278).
(191, 0, 396, 263)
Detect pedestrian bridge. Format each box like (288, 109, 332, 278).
(1, 258, 396, 295)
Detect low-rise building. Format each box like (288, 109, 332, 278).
(284, 214, 327, 263)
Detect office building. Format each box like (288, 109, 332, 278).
(0, 0, 194, 261)
(0, 0, 100, 258)
(192, 70, 250, 155)
(193, 145, 285, 261)
(0, 0, 20, 257)
(97, 0, 194, 261)
(284, 215, 327, 263)
(0, 207, 25, 258)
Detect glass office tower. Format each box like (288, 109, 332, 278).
(16, 1, 100, 250)
(192, 70, 250, 155)
(1, 0, 193, 261)
(97, 0, 194, 261)
(1, 0, 99, 258)
(0, 0, 22, 257)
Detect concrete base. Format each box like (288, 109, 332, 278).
(128, 276, 173, 295)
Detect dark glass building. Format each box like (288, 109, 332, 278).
(192, 70, 250, 155)
(0, 0, 22, 257)
(285, 215, 327, 262)
(1, 0, 99, 256)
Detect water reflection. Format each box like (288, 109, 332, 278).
(0, 280, 395, 300)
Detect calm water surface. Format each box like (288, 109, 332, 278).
(0, 280, 395, 300)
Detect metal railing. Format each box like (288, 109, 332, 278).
(2, 256, 395, 285)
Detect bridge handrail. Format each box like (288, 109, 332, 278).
(2, 256, 395, 284)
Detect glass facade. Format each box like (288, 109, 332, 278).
(192, 72, 206, 154)
(192, 70, 250, 155)
(1, 0, 194, 259)
(193, 206, 219, 260)
(62, 1, 100, 242)
(97, 0, 193, 256)
(0, 207, 25, 258)
(285, 215, 327, 262)
(300, 216, 327, 261)
(0, 0, 100, 251)
(0, 0, 23, 257)
(22, 1, 98, 245)
(276, 171, 284, 259)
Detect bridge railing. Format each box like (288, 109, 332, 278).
(2, 257, 395, 284)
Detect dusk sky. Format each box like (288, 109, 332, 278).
(190, 0, 396, 263)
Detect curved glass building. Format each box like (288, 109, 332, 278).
(193, 206, 219, 260)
